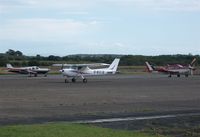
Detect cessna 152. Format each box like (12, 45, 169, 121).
(145, 58, 196, 77)
(54, 58, 120, 83)
(6, 64, 50, 77)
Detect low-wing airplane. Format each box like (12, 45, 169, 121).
(6, 64, 50, 77)
(145, 58, 196, 77)
(54, 58, 120, 83)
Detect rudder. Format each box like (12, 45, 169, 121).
(108, 58, 120, 72)
(6, 64, 13, 69)
(145, 62, 154, 72)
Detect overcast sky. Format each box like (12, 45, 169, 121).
(0, 0, 200, 56)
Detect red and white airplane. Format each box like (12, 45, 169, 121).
(145, 58, 196, 77)
(6, 64, 50, 77)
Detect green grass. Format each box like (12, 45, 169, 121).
(0, 123, 161, 137)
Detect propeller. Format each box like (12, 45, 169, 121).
(61, 64, 64, 70)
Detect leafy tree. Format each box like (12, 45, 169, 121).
(48, 55, 62, 61)
(28, 60, 39, 66)
(0, 54, 8, 66)
(6, 49, 15, 56)
(15, 51, 23, 56)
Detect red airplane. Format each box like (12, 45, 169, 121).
(145, 58, 196, 77)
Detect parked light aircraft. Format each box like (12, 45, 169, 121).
(54, 58, 120, 83)
(145, 58, 196, 77)
(6, 64, 50, 77)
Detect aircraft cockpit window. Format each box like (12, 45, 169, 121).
(71, 66, 78, 70)
(78, 66, 82, 70)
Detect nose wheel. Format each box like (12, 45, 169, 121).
(65, 79, 69, 83)
(83, 78, 87, 83)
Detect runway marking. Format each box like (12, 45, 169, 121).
(74, 113, 200, 124)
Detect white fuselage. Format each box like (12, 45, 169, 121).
(60, 67, 116, 77)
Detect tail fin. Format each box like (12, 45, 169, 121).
(145, 62, 153, 72)
(6, 64, 13, 69)
(108, 58, 120, 72)
(189, 58, 197, 75)
(190, 58, 196, 66)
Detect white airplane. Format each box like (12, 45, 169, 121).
(54, 58, 120, 83)
(6, 64, 50, 77)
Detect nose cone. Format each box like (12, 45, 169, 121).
(59, 69, 65, 73)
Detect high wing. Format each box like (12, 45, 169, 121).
(166, 69, 182, 74)
(53, 63, 110, 67)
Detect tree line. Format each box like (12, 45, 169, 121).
(0, 49, 199, 67)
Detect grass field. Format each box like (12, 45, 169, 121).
(0, 123, 163, 137)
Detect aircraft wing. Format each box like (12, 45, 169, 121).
(8, 68, 37, 74)
(167, 69, 189, 74)
(18, 69, 37, 74)
(53, 63, 110, 67)
(26, 69, 37, 74)
(166, 70, 180, 74)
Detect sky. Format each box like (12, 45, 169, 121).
(0, 0, 200, 56)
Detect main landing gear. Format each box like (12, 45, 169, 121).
(72, 78, 76, 83)
(64, 77, 87, 83)
(81, 75, 87, 83)
(28, 73, 38, 77)
(168, 74, 188, 78)
(168, 74, 180, 78)
(169, 74, 180, 77)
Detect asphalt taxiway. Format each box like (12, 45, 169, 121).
(0, 74, 200, 125)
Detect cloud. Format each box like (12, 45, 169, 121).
(81, 41, 132, 54)
(0, 0, 95, 15)
(61, 11, 89, 15)
(0, 0, 95, 9)
(0, 18, 100, 42)
(105, 0, 200, 11)
(1, 0, 200, 15)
